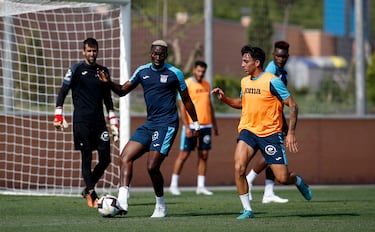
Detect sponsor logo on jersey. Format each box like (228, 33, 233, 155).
(81, 71, 88, 75)
(142, 75, 150, 80)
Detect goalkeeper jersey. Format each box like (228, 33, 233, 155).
(56, 61, 113, 124)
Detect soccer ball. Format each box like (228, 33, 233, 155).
(97, 195, 120, 217)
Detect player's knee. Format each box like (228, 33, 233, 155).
(234, 162, 246, 175)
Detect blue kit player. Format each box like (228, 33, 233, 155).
(98, 40, 200, 218)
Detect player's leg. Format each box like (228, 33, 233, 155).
(149, 125, 178, 218)
(117, 126, 150, 215)
(92, 128, 111, 186)
(74, 122, 99, 208)
(234, 140, 256, 219)
(170, 126, 194, 195)
(246, 156, 266, 200)
(196, 128, 213, 195)
(117, 140, 146, 214)
(262, 167, 288, 203)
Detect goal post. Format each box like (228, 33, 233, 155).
(0, 0, 131, 196)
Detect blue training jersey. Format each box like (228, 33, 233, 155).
(265, 60, 288, 86)
(130, 63, 187, 127)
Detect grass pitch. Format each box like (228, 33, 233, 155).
(1, 186, 374, 232)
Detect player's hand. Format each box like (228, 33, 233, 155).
(285, 133, 298, 153)
(97, 68, 109, 83)
(53, 106, 69, 130)
(211, 88, 225, 100)
(109, 110, 119, 142)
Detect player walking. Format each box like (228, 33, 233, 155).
(53, 38, 119, 208)
(169, 60, 219, 196)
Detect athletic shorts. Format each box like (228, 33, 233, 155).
(130, 124, 178, 156)
(237, 129, 288, 165)
(73, 121, 110, 151)
(179, 127, 211, 151)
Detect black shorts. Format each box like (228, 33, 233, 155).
(73, 122, 110, 151)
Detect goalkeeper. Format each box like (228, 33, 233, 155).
(53, 38, 119, 208)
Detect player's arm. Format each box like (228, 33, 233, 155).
(209, 100, 219, 136)
(101, 69, 119, 142)
(178, 99, 193, 138)
(97, 69, 137, 97)
(180, 88, 200, 132)
(271, 77, 299, 153)
(211, 87, 242, 109)
(54, 66, 75, 130)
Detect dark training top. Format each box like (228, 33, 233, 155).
(56, 61, 113, 124)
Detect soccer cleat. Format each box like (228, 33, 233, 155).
(236, 210, 255, 220)
(262, 195, 289, 204)
(169, 186, 181, 195)
(196, 187, 213, 196)
(296, 175, 312, 201)
(82, 189, 99, 208)
(150, 205, 167, 218)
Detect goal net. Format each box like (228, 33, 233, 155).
(0, 0, 130, 196)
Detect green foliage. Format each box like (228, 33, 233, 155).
(213, 75, 241, 112)
(366, 53, 375, 104)
(1, 187, 375, 232)
(246, 1, 273, 55)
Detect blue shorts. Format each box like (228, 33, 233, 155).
(130, 124, 178, 156)
(237, 129, 288, 165)
(179, 127, 212, 151)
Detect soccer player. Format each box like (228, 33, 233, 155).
(169, 61, 219, 196)
(98, 40, 200, 218)
(246, 41, 290, 204)
(53, 38, 119, 208)
(211, 45, 312, 220)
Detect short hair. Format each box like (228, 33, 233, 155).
(194, 60, 207, 69)
(274, 41, 289, 51)
(151, 39, 168, 49)
(241, 44, 266, 68)
(83, 38, 98, 50)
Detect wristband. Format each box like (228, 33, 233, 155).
(55, 106, 63, 115)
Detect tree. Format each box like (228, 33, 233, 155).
(246, 1, 273, 58)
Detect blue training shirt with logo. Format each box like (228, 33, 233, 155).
(129, 63, 187, 127)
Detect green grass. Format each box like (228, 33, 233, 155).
(1, 186, 374, 232)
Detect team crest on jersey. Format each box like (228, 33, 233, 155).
(265, 145, 277, 156)
(160, 75, 168, 83)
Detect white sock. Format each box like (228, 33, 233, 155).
(155, 196, 165, 207)
(264, 179, 275, 197)
(239, 194, 252, 211)
(170, 174, 179, 187)
(246, 169, 258, 185)
(296, 175, 302, 186)
(118, 186, 129, 210)
(197, 175, 205, 188)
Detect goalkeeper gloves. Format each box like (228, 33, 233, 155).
(53, 106, 69, 130)
(109, 110, 119, 142)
